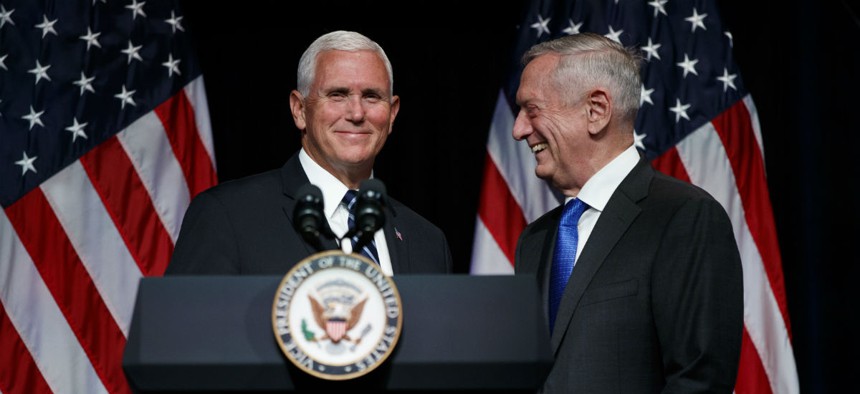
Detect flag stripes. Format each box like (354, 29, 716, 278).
(0, 296, 54, 394)
(41, 161, 143, 336)
(153, 88, 218, 200)
(476, 154, 528, 264)
(5, 190, 129, 394)
(79, 138, 175, 277)
(0, 75, 216, 394)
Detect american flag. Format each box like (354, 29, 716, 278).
(470, 0, 799, 392)
(0, 1, 217, 393)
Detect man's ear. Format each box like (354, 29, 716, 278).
(387, 95, 401, 135)
(586, 89, 611, 135)
(289, 90, 306, 130)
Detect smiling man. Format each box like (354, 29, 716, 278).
(512, 33, 743, 393)
(166, 31, 452, 276)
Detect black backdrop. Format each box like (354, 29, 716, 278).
(179, 1, 859, 392)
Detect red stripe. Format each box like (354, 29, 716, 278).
(4, 191, 130, 394)
(0, 300, 52, 394)
(711, 101, 791, 337)
(154, 90, 219, 199)
(79, 137, 174, 276)
(477, 153, 528, 265)
(651, 146, 692, 183)
(734, 327, 774, 394)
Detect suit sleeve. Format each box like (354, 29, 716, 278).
(652, 197, 744, 393)
(164, 191, 241, 275)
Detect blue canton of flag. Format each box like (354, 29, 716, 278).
(0, 1, 217, 393)
(471, 1, 798, 393)
(1, 0, 200, 203)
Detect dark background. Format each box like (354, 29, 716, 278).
(180, 1, 859, 392)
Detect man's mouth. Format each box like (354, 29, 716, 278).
(531, 143, 548, 153)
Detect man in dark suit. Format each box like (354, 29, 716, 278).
(512, 33, 743, 392)
(166, 30, 452, 275)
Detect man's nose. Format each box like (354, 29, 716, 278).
(345, 96, 366, 122)
(512, 110, 531, 141)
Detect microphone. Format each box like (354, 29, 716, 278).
(293, 183, 327, 246)
(350, 179, 387, 251)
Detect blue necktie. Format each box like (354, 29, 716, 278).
(343, 190, 380, 265)
(549, 198, 588, 333)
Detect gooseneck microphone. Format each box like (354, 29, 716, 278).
(350, 179, 387, 251)
(293, 183, 328, 247)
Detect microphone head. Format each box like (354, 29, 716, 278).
(294, 183, 324, 239)
(355, 179, 386, 234)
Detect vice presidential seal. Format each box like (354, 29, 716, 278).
(272, 251, 403, 381)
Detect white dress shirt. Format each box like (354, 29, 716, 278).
(298, 149, 394, 276)
(567, 144, 640, 263)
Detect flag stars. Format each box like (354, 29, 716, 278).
(725, 31, 734, 47)
(73, 72, 96, 95)
(604, 26, 623, 44)
(685, 8, 708, 32)
(648, 0, 668, 18)
(531, 15, 551, 37)
(676, 54, 699, 78)
(79, 28, 102, 50)
(641, 38, 661, 61)
(669, 98, 691, 123)
(115, 85, 136, 109)
(35, 15, 58, 38)
(0, 53, 7, 70)
(0, 5, 14, 28)
(126, 0, 147, 20)
(563, 19, 582, 35)
(717, 68, 738, 92)
(66, 118, 89, 142)
(162, 54, 181, 77)
(165, 10, 184, 33)
(634, 130, 647, 150)
(15, 152, 38, 176)
(122, 40, 143, 64)
(640, 85, 654, 106)
(28, 60, 51, 84)
(22, 106, 45, 130)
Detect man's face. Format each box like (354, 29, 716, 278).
(292, 49, 400, 179)
(512, 54, 589, 191)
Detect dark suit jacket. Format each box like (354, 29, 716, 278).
(515, 159, 743, 393)
(166, 153, 453, 275)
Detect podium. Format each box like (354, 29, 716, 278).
(123, 274, 553, 392)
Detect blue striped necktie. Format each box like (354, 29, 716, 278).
(549, 198, 588, 333)
(343, 190, 380, 265)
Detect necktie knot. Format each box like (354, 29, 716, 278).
(560, 198, 588, 228)
(549, 198, 589, 333)
(342, 189, 358, 212)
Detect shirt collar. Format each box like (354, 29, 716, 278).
(298, 148, 352, 220)
(573, 144, 640, 211)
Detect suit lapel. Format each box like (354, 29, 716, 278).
(381, 198, 406, 273)
(550, 160, 653, 353)
(279, 153, 340, 254)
